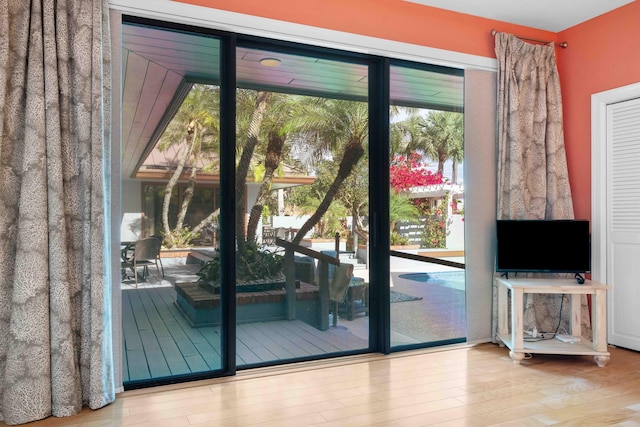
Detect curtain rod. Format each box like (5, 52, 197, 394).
(491, 29, 568, 48)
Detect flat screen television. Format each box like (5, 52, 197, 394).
(496, 219, 591, 275)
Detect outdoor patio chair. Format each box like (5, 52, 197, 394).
(338, 277, 368, 321)
(328, 263, 354, 326)
(274, 227, 288, 240)
(121, 237, 164, 287)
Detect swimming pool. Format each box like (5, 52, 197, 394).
(398, 271, 466, 291)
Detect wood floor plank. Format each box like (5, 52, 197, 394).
(280, 318, 367, 352)
(7, 344, 640, 427)
(246, 321, 314, 358)
(124, 285, 375, 379)
(275, 322, 332, 354)
(125, 349, 151, 381)
(127, 290, 153, 332)
(235, 334, 264, 365)
(154, 335, 191, 376)
(147, 288, 221, 370)
(136, 330, 171, 378)
(121, 291, 144, 351)
(151, 311, 215, 370)
(278, 319, 367, 353)
(237, 323, 283, 360)
(115, 288, 640, 427)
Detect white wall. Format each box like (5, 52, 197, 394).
(272, 215, 311, 230)
(446, 215, 465, 250)
(121, 179, 141, 215)
(463, 69, 497, 344)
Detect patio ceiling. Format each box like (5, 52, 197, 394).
(121, 22, 464, 179)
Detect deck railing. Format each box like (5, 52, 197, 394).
(275, 237, 340, 330)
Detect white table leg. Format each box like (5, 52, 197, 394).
(509, 351, 526, 364)
(498, 282, 509, 336)
(570, 293, 581, 338)
(512, 288, 524, 352)
(594, 355, 610, 367)
(593, 289, 608, 353)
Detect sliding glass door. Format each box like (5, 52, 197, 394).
(388, 63, 467, 349)
(233, 44, 371, 367)
(118, 17, 468, 390)
(120, 21, 224, 386)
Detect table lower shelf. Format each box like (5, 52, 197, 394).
(497, 333, 610, 367)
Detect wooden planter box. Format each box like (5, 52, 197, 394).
(174, 281, 320, 328)
(159, 248, 192, 259)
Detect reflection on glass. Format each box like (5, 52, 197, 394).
(389, 64, 466, 349)
(234, 47, 370, 366)
(120, 21, 223, 386)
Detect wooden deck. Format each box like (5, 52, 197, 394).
(121, 286, 368, 383)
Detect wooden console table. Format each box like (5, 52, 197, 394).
(496, 277, 610, 367)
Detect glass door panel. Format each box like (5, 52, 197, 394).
(388, 64, 466, 349)
(234, 45, 370, 366)
(120, 22, 223, 386)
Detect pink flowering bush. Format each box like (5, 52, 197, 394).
(390, 153, 449, 248)
(389, 153, 445, 192)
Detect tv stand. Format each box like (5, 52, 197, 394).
(495, 277, 610, 367)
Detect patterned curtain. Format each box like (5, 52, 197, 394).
(0, 1, 114, 424)
(491, 33, 591, 341)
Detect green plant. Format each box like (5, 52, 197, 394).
(261, 205, 271, 223)
(162, 226, 200, 248)
(196, 241, 285, 293)
(414, 194, 451, 249)
(390, 230, 410, 246)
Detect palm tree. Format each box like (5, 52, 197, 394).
(390, 108, 421, 154)
(294, 187, 348, 238)
(447, 115, 464, 184)
(405, 110, 463, 181)
(337, 157, 369, 235)
(243, 93, 300, 243)
(282, 98, 369, 245)
(234, 90, 272, 251)
(245, 129, 286, 242)
(157, 84, 220, 248)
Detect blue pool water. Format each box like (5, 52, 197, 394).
(398, 271, 466, 291)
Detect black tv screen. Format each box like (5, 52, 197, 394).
(496, 220, 591, 273)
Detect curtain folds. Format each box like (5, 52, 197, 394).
(0, 1, 114, 424)
(491, 33, 591, 341)
(495, 33, 573, 219)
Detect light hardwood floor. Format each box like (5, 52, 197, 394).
(6, 343, 640, 426)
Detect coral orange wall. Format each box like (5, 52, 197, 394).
(557, 1, 640, 220)
(175, 0, 556, 59)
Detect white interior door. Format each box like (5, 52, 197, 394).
(607, 97, 640, 351)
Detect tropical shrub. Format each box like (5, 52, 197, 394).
(390, 230, 410, 246)
(413, 195, 451, 249)
(389, 153, 444, 192)
(197, 241, 284, 293)
(162, 226, 200, 249)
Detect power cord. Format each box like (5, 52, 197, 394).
(551, 293, 565, 337)
(525, 295, 567, 341)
